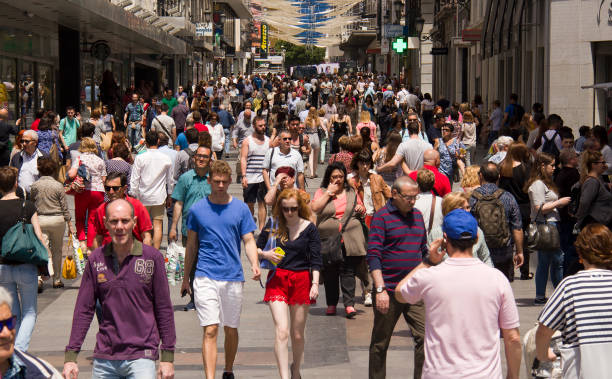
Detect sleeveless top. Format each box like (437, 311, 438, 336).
(333, 120, 348, 136)
(245, 135, 270, 184)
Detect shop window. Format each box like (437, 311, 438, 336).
(38, 64, 53, 111)
(0, 58, 17, 123)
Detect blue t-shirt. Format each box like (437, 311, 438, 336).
(175, 133, 188, 150)
(187, 197, 256, 281)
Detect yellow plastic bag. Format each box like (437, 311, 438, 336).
(62, 256, 77, 280)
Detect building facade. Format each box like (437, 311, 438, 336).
(0, 0, 251, 125)
(431, 0, 612, 129)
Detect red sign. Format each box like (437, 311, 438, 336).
(462, 28, 482, 42)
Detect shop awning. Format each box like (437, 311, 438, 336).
(340, 30, 377, 51)
(481, 0, 525, 58)
(1, 0, 187, 55)
(581, 82, 612, 90)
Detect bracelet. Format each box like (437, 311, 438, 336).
(326, 190, 334, 197)
(311, 282, 319, 285)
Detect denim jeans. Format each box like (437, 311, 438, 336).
(559, 220, 578, 277)
(224, 128, 231, 155)
(127, 122, 142, 148)
(92, 358, 156, 378)
(0, 263, 38, 351)
(535, 223, 564, 298)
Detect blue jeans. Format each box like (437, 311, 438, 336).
(535, 224, 564, 298)
(0, 264, 38, 351)
(224, 128, 231, 155)
(559, 220, 578, 277)
(92, 358, 156, 378)
(487, 130, 499, 148)
(127, 122, 142, 148)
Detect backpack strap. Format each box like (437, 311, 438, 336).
(493, 188, 505, 199)
(472, 190, 483, 200)
(428, 195, 436, 233)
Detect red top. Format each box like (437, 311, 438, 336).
(408, 164, 452, 197)
(87, 196, 153, 248)
(194, 123, 209, 132)
(30, 118, 40, 131)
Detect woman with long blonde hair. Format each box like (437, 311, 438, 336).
(304, 107, 321, 178)
(257, 189, 322, 379)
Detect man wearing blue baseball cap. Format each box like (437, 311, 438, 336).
(395, 209, 522, 379)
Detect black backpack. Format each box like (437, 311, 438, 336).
(541, 131, 560, 157)
(472, 189, 511, 249)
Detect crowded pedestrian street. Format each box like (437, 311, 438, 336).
(25, 160, 547, 378)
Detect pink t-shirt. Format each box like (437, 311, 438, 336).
(356, 121, 377, 142)
(400, 258, 519, 379)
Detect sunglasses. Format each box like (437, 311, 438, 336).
(282, 137, 291, 141)
(21, 139, 35, 143)
(104, 185, 123, 192)
(0, 315, 16, 331)
(194, 154, 210, 159)
(282, 206, 298, 213)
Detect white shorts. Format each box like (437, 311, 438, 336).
(193, 276, 244, 328)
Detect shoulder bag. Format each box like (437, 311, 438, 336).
(1, 201, 49, 266)
(319, 191, 357, 266)
(526, 204, 560, 251)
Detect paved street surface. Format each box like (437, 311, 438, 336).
(28, 152, 546, 378)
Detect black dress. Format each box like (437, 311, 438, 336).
(331, 119, 348, 154)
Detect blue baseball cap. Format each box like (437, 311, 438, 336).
(442, 209, 478, 240)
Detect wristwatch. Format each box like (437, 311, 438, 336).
(423, 256, 439, 266)
(375, 286, 386, 293)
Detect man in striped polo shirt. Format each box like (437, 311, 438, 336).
(367, 176, 427, 379)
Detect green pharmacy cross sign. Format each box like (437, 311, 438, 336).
(392, 37, 407, 53)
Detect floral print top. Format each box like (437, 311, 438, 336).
(438, 138, 465, 178)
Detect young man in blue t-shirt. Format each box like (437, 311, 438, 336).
(181, 160, 261, 379)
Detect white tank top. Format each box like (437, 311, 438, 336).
(245, 135, 270, 183)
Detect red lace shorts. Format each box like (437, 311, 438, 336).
(264, 268, 314, 305)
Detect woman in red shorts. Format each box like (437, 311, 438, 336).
(257, 188, 322, 379)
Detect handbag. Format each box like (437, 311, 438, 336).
(319, 192, 357, 266)
(526, 205, 561, 251)
(1, 201, 49, 266)
(62, 256, 77, 280)
(260, 217, 278, 270)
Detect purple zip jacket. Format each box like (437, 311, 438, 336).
(65, 241, 176, 363)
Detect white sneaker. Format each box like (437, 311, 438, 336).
(364, 292, 373, 307)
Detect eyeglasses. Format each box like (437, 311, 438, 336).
(397, 193, 417, 201)
(0, 315, 17, 331)
(282, 137, 291, 141)
(282, 206, 298, 213)
(594, 161, 606, 164)
(104, 185, 123, 192)
(21, 139, 35, 144)
(194, 154, 210, 160)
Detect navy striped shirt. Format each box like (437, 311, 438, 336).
(367, 201, 427, 291)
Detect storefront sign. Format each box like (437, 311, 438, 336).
(383, 24, 405, 38)
(260, 24, 269, 58)
(381, 39, 389, 54)
(430, 47, 449, 55)
(462, 28, 482, 42)
(196, 22, 213, 37)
